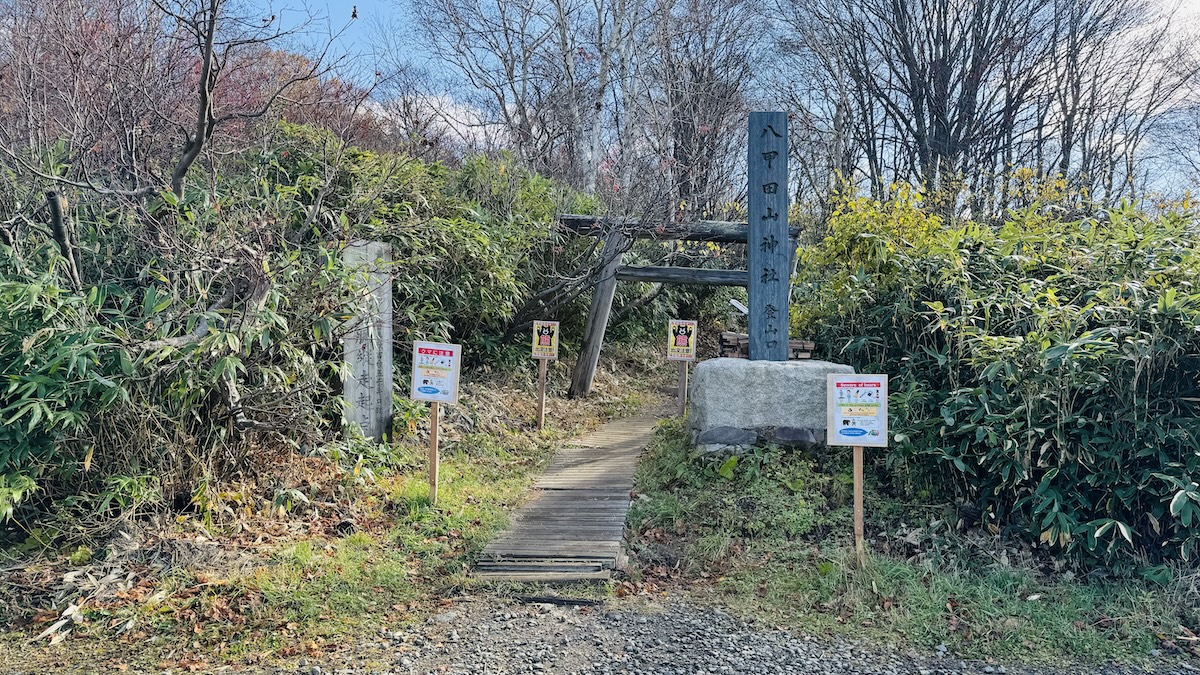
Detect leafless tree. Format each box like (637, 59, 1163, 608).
(412, 0, 578, 178)
(639, 0, 759, 220)
(773, 0, 1199, 214)
(0, 0, 342, 200)
(405, 0, 759, 212)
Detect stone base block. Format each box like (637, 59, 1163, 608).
(688, 357, 853, 451)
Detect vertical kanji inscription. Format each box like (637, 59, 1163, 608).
(747, 112, 790, 361)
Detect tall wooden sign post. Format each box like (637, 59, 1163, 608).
(747, 112, 790, 362)
(667, 320, 698, 415)
(532, 321, 560, 431)
(827, 374, 889, 568)
(412, 341, 462, 506)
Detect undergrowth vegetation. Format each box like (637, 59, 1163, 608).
(2, 360, 658, 668)
(0, 122, 602, 536)
(792, 192, 1200, 574)
(629, 420, 1199, 664)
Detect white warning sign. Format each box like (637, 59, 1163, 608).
(827, 374, 888, 448)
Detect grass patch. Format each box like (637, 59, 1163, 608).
(628, 418, 1195, 666)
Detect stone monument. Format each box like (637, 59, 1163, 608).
(687, 113, 852, 451)
(342, 241, 393, 441)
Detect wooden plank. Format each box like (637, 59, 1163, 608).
(485, 538, 622, 545)
(616, 266, 748, 286)
(485, 553, 618, 559)
(500, 526, 625, 534)
(483, 547, 621, 557)
(568, 230, 627, 399)
(512, 506, 629, 514)
(478, 554, 611, 561)
(484, 549, 620, 557)
(520, 503, 629, 511)
(471, 571, 613, 582)
(517, 504, 628, 512)
(508, 520, 625, 526)
(523, 488, 630, 495)
(506, 524, 626, 531)
(476, 563, 608, 570)
(505, 521, 625, 527)
(487, 546, 620, 554)
(520, 500, 630, 507)
(559, 214, 800, 244)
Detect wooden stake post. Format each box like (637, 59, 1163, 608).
(677, 361, 689, 416)
(429, 401, 441, 505)
(667, 319, 698, 416)
(826, 374, 888, 568)
(568, 232, 626, 398)
(532, 321, 560, 431)
(412, 341, 462, 507)
(853, 444, 865, 567)
(537, 359, 548, 430)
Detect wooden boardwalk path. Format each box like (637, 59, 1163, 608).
(473, 412, 661, 582)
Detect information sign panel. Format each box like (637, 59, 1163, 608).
(411, 341, 462, 405)
(827, 374, 888, 447)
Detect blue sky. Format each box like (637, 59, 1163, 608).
(260, 0, 426, 76)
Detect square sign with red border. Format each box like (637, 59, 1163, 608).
(532, 321, 560, 360)
(667, 320, 698, 362)
(827, 374, 888, 447)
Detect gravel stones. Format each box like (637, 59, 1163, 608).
(288, 597, 1189, 675)
(274, 593, 1200, 672)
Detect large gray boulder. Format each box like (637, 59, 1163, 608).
(688, 358, 854, 448)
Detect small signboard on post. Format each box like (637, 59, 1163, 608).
(531, 321, 559, 431)
(411, 341, 462, 404)
(412, 341, 462, 505)
(532, 321, 559, 360)
(667, 320, 697, 362)
(827, 374, 888, 568)
(668, 320, 697, 416)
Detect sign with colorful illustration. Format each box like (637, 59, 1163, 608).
(667, 320, 698, 362)
(411, 341, 462, 404)
(532, 321, 560, 360)
(827, 374, 888, 447)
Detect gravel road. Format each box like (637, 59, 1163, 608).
(297, 595, 1194, 675)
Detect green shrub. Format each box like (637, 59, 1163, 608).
(0, 247, 129, 518)
(631, 419, 840, 566)
(793, 192, 1200, 572)
(0, 123, 598, 533)
(264, 125, 591, 365)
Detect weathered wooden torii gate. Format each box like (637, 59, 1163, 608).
(563, 112, 796, 399)
(559, 214, 798, 398)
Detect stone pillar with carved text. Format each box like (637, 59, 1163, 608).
(342, 241, 394, 441)
(747, 112, 790, 361)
